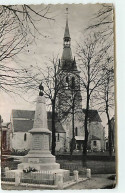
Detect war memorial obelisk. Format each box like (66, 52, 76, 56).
(18, 83, 61, 171)
(6, 83, 70, 184)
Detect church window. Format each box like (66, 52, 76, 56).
(66, 76, 69, 83)
(24, 133, 27, 141)
(66, 76, 69, 89)
(71, 77, 75, 89)
(75, 127, 78, 136)
(93, 140, 97, 146)
(57, 133, 60, 141)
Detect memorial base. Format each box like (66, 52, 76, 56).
(5, 169, 70, 184)
(17, 150, 60, 171)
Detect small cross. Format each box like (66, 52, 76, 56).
(66, 8, 68, 15)
(65, 8, 69, 21)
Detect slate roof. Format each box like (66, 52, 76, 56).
(64, 20, 70, 38)
(62, 47, 73, 62)
(11, 110, 65, 133)
(12, 110, 35, 119)
(82, 109, 102, 122)
(12, 119, 34, 132)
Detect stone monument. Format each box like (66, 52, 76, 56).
(18, 83, 60, 171)
(5, 83, 70, 185)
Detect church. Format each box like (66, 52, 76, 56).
(9, 12, 105, 153)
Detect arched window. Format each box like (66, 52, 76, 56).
(57, 133, 60, 141)
(71, 77, 75, 89)
(66, 76, 69, 89)
(93, 141, 97, 146)
(24, 133, 27, 141)
(75, 127, 78, 136)
(66, 76, 69, 83)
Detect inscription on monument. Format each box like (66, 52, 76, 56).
(32, 134, 41, 150)
(44, 135, 49, 150)
(32, 132, 50, 151)
(28, 158, 39, 164)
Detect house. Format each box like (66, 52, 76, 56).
(1, 122, 11, 152)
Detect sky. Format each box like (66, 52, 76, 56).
(0, 4, 113, 135)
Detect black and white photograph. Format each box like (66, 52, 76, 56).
(0, 2, 117, 191)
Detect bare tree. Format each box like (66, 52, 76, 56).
(77, 33, 112, 156)
(57, 78, 83, 157)
(94, 56, 115, 156)
(87, 4, 114, 40)
(86, 3, 115, 156)
(0, 5, 53, 95)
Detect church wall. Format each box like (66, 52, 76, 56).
(11, 132, 31, 150)
(61, 114, 85, 152)
(55, 132, 66, 152)
(88, 122, 105, 151)
(91, 140, 101, 151)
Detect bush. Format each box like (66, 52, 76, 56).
(10, 149, 29, 156)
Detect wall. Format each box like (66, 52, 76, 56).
(91, 140, 101, 151)
(61, 112, 85, 152)
(11, 132, 32, 150)
(55, 132, 66, 152)
(88, 122, 105, 150)
(11, 131, 66, 152)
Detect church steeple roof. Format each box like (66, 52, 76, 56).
(62, 8, 72, 63)
(61, 8, 77, 71)
(64, 18, 70, 38)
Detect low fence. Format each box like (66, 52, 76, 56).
(1, 170, 56, 186)
(21, 171, 56, 185)
(1, 168, 80, 189)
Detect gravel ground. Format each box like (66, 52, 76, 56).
(65, 174, 116, 190)
(1, 174, 116, 191)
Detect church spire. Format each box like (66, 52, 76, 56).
(64, 8, 70, 39)
(62, 8, 73, 64)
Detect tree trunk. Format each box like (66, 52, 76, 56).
(51, 99, 56, 156)
(83, 88, 90, 153)
(83, 114, 89, 155)
(82, 94, 89, 167)
(105, 82, 112, 157)
(82, 60, 90, 166)
(107, 113, 112, 157)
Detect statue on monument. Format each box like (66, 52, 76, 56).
(39, 82, 44, 97)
